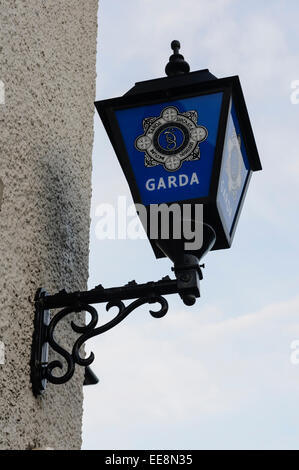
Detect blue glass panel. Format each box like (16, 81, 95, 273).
(116, 92, 223, 205)
(217, 101, 251, 235)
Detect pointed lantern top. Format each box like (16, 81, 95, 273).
(165, 40, 190, 77)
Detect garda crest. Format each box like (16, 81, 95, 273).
(135, 106, 208, 172)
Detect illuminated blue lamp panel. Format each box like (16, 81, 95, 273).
(217, 101, 251, 235)
(116, 92, 223, 205)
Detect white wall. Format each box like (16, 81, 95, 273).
(0, 0, 98, 450)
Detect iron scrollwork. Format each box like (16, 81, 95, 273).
(31, 258, 202, 396)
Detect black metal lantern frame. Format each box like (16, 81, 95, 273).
(95, 72, 261, 254)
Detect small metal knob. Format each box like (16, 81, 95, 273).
(165, 40, 190, 77)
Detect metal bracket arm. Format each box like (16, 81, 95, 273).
(31, 263, 202, 396)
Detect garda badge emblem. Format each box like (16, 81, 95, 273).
(134, 106, 208, 172)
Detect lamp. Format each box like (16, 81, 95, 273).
(31, 41, 261, 396)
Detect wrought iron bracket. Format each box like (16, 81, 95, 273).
(31, 257, 203, 396)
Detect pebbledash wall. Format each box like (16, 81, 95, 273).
(0, 1, 98, 449)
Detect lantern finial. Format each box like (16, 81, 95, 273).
(165, 40, 190, 77)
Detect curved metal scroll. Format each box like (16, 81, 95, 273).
(32, 293, 168, 395)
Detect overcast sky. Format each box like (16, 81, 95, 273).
(82, 0, 299, 450)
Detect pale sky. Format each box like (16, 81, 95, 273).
(82, 0, 299, 450)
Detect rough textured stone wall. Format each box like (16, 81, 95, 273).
(0, 1, 98, 450)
